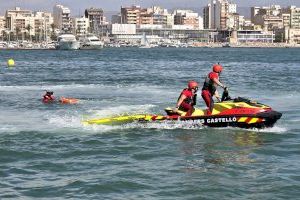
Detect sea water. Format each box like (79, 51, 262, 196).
(0, 48, 299, 199)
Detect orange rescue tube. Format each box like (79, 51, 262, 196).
(59, 97, 79, 104)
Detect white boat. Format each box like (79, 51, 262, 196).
(56, 34, 80, 50)
(140, 33, 152, 48)
(79, 35, 104, 50)
(0, 41, 7, 49)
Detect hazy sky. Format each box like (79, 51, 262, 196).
(1, 0, 300, 15)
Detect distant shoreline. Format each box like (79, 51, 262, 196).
(1, 42, 300, 50)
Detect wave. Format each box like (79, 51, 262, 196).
(0, 83, 169, 91)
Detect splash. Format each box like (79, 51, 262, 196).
(256, 126, 288, 134)
(85, 104, 157, 118)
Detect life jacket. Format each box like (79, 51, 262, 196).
(178, 88, 197, 106)
(43, 95, 55, 103)
(202, 73, 217, 95)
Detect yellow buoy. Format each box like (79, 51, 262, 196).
(7, 59, 15, 67)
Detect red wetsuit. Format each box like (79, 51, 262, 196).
(178, 88, 197, 116)
(201, 72, 219, 114)
(43, 95, 55, 103)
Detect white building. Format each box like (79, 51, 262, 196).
(111, 24, 136, 35)
(4, 7, 53, 41)
(228, 3, 237, 14)
(53, 4, 71, 33)
(5, 7, 33, 32)
(34, 11, 53, 41)
(72, 17, 89, 36)
(0, 16, 5, 31)
(173, 10, 201, 29)
(238, 15, 245, 29)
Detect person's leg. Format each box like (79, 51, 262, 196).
(179, 102, 194, 116)
(202, 90, 212, 115)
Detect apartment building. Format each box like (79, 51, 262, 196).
(209, 0, 237, 30)
(53, 4, 71, 33)
(290, 6, 300, 29)
(121, 6, 145, 24)
(72, 17, 89, 36)
(174, 10, 201, 29)
(85, 8, 104, 33)
(4, 7, 53, 40)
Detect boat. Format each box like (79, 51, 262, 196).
(82, 91, 282, 129)
(79, 35, 104, 50)
(140, 32, 152, 48)
(56, 34, 80, 50)
(222, 43, 231, 48)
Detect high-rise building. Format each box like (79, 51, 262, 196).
(0, 16, 6, 31)
(281, 13, 291, 27)
(174, 10, 201, 29)
(121, 5, 145, 24)
(228, 3, 237, 14)
(111, 14, 121, 24)
(290, 6, 300, 29)
(5, 7, 33, 32)
(84, 8, 104, 33)
(120, 5, 172, 27)
(53, 4, 71, 33)
(4, 7, 53, 40)
(203, 4, 211, 29)
(34, 12, 53, 41)
(210, 0, 230, 30)
(72, 17, 89, 36)
(151, 6, 168, 25)
(251, 5, 283, 30)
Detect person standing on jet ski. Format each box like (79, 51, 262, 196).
(202, 64, 226, 115)
(174, 80, 198, 116)
(43, 91, 55, 103)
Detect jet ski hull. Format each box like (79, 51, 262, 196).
(82, 97, 282, 129)
(83, 110, 281, 129)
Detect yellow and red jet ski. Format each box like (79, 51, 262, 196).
(83, 91, 282, 129)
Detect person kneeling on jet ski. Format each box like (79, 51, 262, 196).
(202, 64, 227, 115)
(43, 91, 55, 103)
(174, 80, 198, 116)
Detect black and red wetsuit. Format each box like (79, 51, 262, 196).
(43, 95, 55, 103)
(178, 88, 197, 116)
(201, 72, 219, 114)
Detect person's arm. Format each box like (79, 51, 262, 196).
(213, 78, 225, 89)
(214, 90, 221, 102)
(175, 94, 187, 109)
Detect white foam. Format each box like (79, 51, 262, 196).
(86, 104, 157, 118)
(80, 120, 205, 132)
(256, 126, 288, 134)
(48, 114, 82, 129)
(127, 120, 205, 130)
(0, 83, 168, 92)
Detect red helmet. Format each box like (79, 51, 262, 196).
(213, 64, 223, 73)
(188, 80, 198, 89)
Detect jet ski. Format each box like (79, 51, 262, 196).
(83, 90, 282, 129)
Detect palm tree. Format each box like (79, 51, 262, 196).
(50, 23, 57, 41)
(15, 27, 21, 41)
(35, 27, 42, 42)
(1, 30, 6, 41)
(25, 24, 32, 41)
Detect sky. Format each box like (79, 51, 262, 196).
(1, 0, 300, 15)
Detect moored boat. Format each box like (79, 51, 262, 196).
(56, 34, 80, 50)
